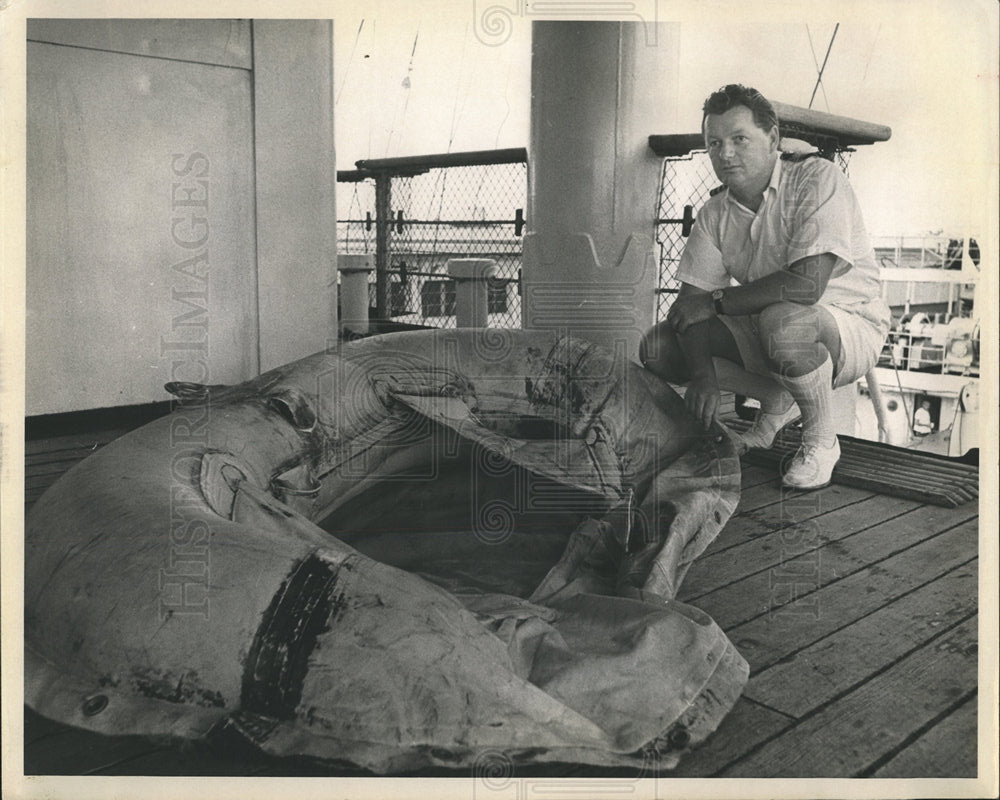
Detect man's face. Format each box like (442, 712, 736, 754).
(703, 105, 778, 202)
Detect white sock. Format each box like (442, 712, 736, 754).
(771, 357, 836, 448)
(713, 358, 794, 413)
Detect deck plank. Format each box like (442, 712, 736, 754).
(738, 462, 780, 492)
(24, 707, 72, 746)
(724, 520, 977, 670)
(26, 470, 80, 489)
(668, 697, 793, 777)
(698, 483, 881, 561)
(25, 449, 104, 468)
(24, 430, 125, 457)
(732, 475, 874, 516)
(94, 744, 267, 776)
(24, 722, 162, 776)
(744, 561, 977, 716)
(870, 694, 978, 778)
(692, 512, 977, 633)
(682, 492, 916, 600)
(719, 616, 978, 777)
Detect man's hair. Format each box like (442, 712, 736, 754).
(702, 84, 778, 134)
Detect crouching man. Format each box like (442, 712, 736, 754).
(640, 84, 890, 490)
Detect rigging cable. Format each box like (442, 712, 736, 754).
(808, 22, 840, 110)
(431, 23, 475, 260)
(366, 19, 377, 159)
(804, 25, 830, 111)
(444, 23, 480, 158)
(384, 28, 420, 157)
(492, 46, 514, 151)
(473, 44, 516, 213)
(860, 23, 881, 85)
(335, 18, 365, 107)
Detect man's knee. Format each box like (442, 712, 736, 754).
(758, 301, 817, 337)
(758, 302, 819, 361)
(639, 322, 689, 383)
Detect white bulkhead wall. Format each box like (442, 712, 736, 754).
(26, 20, 336, 414)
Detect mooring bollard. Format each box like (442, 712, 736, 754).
(447, 258, 498, 328)
(338, 254, 373, 336)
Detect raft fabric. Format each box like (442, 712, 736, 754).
(25, 329, 746, 773)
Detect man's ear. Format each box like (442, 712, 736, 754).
(768, 126, 780, 151)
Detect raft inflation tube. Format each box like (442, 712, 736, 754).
(26, 329, 746, 773)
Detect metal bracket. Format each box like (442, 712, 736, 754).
(514, 208, 525, 237)
(656, 204, 696, 238)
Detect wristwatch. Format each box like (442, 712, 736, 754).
(711, 288, 726, 315)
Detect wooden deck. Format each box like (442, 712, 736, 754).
(21, 416, 981, 781)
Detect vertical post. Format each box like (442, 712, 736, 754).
(338, 254, 373, 336)
(448, 258, 498, 328)
(523, 21, 672, 358)
(374, 171, 391, 320)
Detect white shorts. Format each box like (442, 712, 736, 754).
(719, 303, 889, 389)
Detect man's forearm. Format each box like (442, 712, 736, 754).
(720, 253, 838, 316)
(720, 268, 819, 316)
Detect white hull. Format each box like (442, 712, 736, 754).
(851, 369, 979, 458)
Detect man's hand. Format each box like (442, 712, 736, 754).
(667, 292, 715, 334)
(685, 374, 721, 431)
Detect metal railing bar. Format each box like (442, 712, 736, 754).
(355, 147, 527, 172)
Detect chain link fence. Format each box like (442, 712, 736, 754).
(338, 137, 858, 332)
(654, 152, 718, 322)
(337, 172, 377, 258)
(337, 149, 527, 330)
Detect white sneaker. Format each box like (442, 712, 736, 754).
(731, 403, 801, 454)
(782, 437, 841, 490)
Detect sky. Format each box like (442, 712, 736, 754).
(331, 0, 999, 240)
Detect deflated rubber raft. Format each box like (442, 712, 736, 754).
(25, 329, 746, 773)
